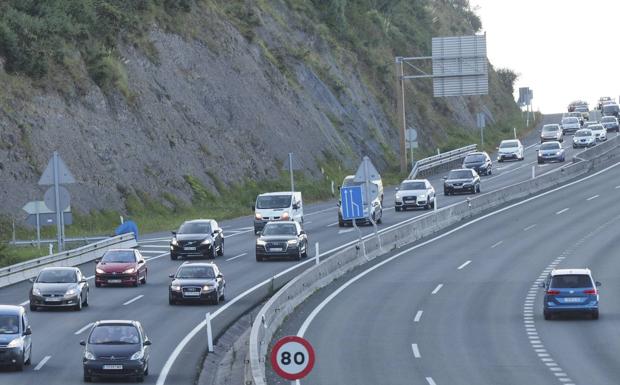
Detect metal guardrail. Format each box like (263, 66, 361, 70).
(408, 144, 477, 179)
(9, 236, 108, 246)
(0, 233, 137, 287)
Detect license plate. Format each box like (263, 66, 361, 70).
(269, 248, 283, 252)
(454, 185, 463, 189)
(45, 298, 62, 302)
(108, 279, 122, 283)
(184, 247, 197, 251)
(563, 297, 581, 303)
(103, 365, 123, 370)
(184, 292, 201, 297)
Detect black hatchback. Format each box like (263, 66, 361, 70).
(462, 152, 492, 176)
(81, 320, 151, 382)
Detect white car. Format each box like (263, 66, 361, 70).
(497, 139, 524, 162)
(588, 124, 607, 141)
(395, 179, 435, 211)
(561, 117, 581, 134)
(573, 129, 596, 148)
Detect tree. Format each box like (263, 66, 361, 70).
(496, 68, 519, 94)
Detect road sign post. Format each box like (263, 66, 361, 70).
(340, 185, 364, 255)
(271, 336, 315, 381)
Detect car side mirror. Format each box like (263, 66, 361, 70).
(168, 273, 175, 279)
(395, 187, 399, 191)
(80, 340, 86, 346)
(80, 279, 88, 283)
(24, 326, 32, 336)
(596, 281, 602, 287)
(171, 231, 177, 236)
(28, 277, 35, 283)
(144, 340, 152, 346)
(299, 230, 306, 235)
(442, 176, 447, 180)
(138, 260, 145, 264)
(94, 258, 101, 264)
(292, 203, 299, 210)
(217, 273, 224, 279)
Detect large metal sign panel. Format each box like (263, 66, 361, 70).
(432, 35, 488, 97)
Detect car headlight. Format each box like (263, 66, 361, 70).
(201, 238, 211, 245)
(202, 285, 215, 292)
(123, 267, 136, 274)
(32, 287, 41, 296)
(65, 288, 78, 297)
(280, 212, 290, 220)
(130, 349, 144, 361)
(170, 285, 181, 291)
(7, 338, 23, 348)
(287, 239, 298, 245)
(255, 213, 262, 220)
(395, 193, 402, 200)
(418, 194, 426, 200)
(84, 350, 96, 361)
(256, 239, 266, 246)
(96, 268, 105, 274)
(171, 238, 178, 246)
(555, 151, 562, 155)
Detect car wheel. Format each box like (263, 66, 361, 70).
(95, 281, 101, 288)
(217, 241, 224, 257)
(25, 348, 31, 365)
(140, 271, 147, 285)
(15, 353, 24, 371)
(302, 243, 308, 258)
(256, 255, 263, 262)
(537, 160, 543, 164)
(75, 295, 83, 311)
(219, 286, 226, 301)
(170, 254, 177, 261)
(136, 375, 145, 383)
(488, 168, 492, 175)
(83, 290, 89, 307)
(210, 248, 217, 259)
(376, 214, 382, 224)
(395, 207, 401, 212)
(144, 365, 149, 376)
(295, 249, 302, 261)
(476, 184, 481, 193)
(29, 303, 37, 312)
(168, 294, 175, 306)
(443, 190, 448, 196)
(592, 310, 599, 320)
(84, 373, 92, 383)
(561, 156, 565, 162)
(133, 274, 139, 287)
(544, 310, 552, 320)
(338, 220, 344, 227)
(213, 291, 220, 306)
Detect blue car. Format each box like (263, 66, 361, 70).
(542, 268, 601, 320)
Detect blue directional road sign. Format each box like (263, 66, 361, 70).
(340, 186, 364, 220)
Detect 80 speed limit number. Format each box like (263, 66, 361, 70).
(270, 336, 315, 381)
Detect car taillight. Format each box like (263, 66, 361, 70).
(583, 289, 597, 295)
(546, 290, 560, 295)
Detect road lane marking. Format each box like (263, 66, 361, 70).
(414, 311, 423, 323)
(431, 284, 443, 295)
(226, 253, 247, 262)
(426, 377, 437, 385)
(123, 295, 144, 306)
(586, 194, 599, 201)
(327, 222, 339, 227)
(523, 224, 536, 231)
(75, 322, 94, 335)
(615, 185, 620, 189)
(338, 229, 355, 234)
(556, 208, 569, 215)
(411, 344, 421, 358)
(491, 240, 503, 248)
(34, 355, 51, 371)
(140, 250, 165, 254)
(457, 260, 471, 270)
(20, 300, 29, 306)
(140, 245, 170, 249)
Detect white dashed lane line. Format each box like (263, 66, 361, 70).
(327, 222, 339, 227)
(586, 194, 599, 201)
(431, 284, 443, 295)
(414, 310, 423, 323)
(225, 253, 247, 262)
(123, 295, 144, 306)
(75, 322, 94, 335)
(491, 240, 503, 248)
(411, 344, 421, 358)
(457, 260, 471, 270)
(426, 377, 437, 385)
(555, 208, 569, 215)
(524, 224, 537, 231)
(34, 355, 51, 371)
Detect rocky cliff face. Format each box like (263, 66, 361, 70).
(0, 0, 518, 221)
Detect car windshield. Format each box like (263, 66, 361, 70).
(448, 170, 472, 179)
(542, 125, 558, 132)
(601, 117, 616, 123)
(464, 154, 486, 162)
(176, 266, 215, 279)
(256, 195, 292, 209)
(0, 315, 19, 334)
(178, 222, 211, 234)
(575, 131, 591, 137)
(262, 223, 297, 236)
(101, 250, 136, 263)
(562, 118, 578, 124)
(37, 269, 77, 283)
(88, 325, 140, 345)
(550, 274, 593, 289)
(540, 143, 560, 150)
(575, 107, 587, 112)
(499, 141, 518, 148)
(590, 125, 604, 130)
(400, 181, 426, 190)
(603, 105, 619, 113)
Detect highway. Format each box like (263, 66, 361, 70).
(0, 113, 605, 384)
(271, 139, 620, 384)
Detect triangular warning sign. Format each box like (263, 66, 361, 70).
(353, 156, 380, 182)
(38, 153, 76, 185)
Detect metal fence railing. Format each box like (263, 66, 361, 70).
(409, 144, 477, 179)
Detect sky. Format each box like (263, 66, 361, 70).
(470, 0, 620, 113)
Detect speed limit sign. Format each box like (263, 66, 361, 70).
(270, 336, 315, 380)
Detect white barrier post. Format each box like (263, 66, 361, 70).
(48, 243, 53, 256)
(206, 312, 214, 352)
(315, 242, 320, 265)
(532, 165, 536, 179)
(434, 196, 438, 212)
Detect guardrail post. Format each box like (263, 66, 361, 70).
(532, 165, 535, 179)
(315, 242, 320, 265)
(206, 312, 214, 352)
(48, 244, 53, 256)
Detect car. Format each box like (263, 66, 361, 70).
(168, 262, 225, 305)
(394, 179, 435, 211)
(572, 128, 596, 148)
(496, 139, 524, 162)
(542, 268, 600, 320)
(337, 175, 383, 226)
(588, 124, 607, 141)
(563, 111, 584, 126)
(584, 121, 599, 128)
(574, 105, 589, 121)
(80, 320, 151, 382)
(600, 116, 619, 132)
(95, 249, 147, 287)
(567, 100, 587, 112)
(462, 151, 493, 175)
(561, 116, 581, 134)
(602, 103, 620, 118)
(170, 219, 224, 260)
(597, 96, 613, 110)
(29, 267, 89, 311)
(256, 221, 308, 261)
(253, 191, 304, 234)
(537, 141, 565, 164)
(540, 124, 563, 143)
(0, 305, 32, 371)
(443, 168, 480, 195)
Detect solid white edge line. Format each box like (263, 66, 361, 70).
(411, 343, 421, 358)
(294, 160, 620, 343)
(457, 260, 472, 270)
(123, 294, 144, 306)
(75, 322, 94, 335)
(431, 284, 443, 295)
(414, 310, 423, 323)
(159, 161, 620, 385)
(225, 253, 247, 262)
(34, 355, 51, 371)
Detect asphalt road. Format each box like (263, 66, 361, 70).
(0, 112, 605, 385)
(274, 133, 620, 385)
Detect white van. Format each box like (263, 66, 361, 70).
(253, 191, 303, 234)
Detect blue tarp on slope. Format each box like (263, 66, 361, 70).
(114, 220, 139, 240)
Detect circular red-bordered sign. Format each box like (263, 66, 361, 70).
(270, 336, 315, 380)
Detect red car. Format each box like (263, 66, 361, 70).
(95, 249, 147, 287)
